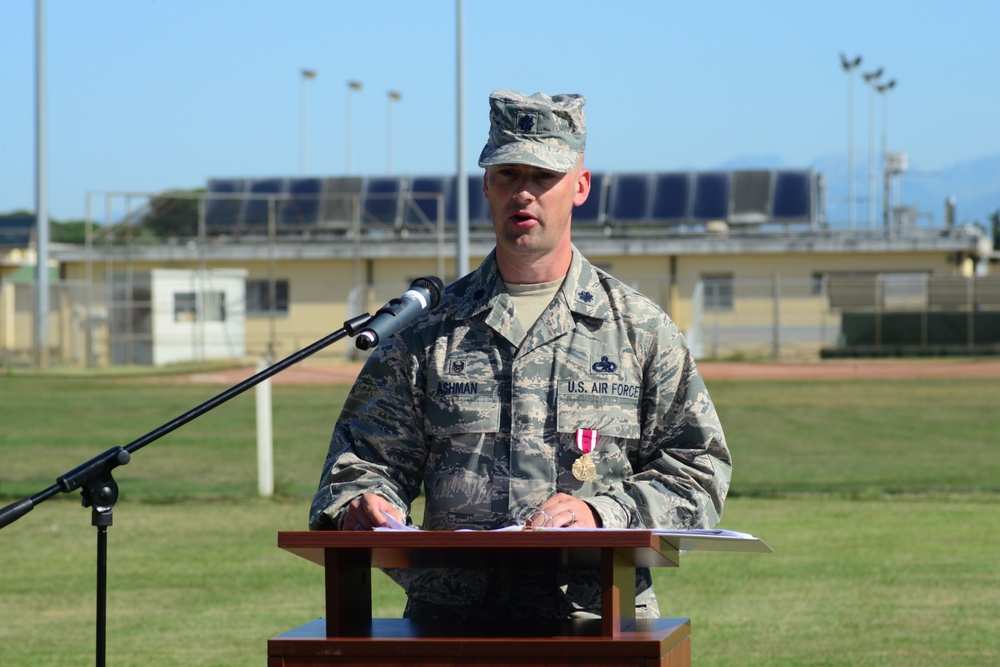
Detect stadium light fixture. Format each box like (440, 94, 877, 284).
(300, 69, 317, 175)
(862, 68, 883, 228)
(839, 52, 862, 71)
(347, 81, 363, 174)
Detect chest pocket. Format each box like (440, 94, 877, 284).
(556, 393, 641, 438)
(555, 390, 641, 493)
(425, 396, 500, 435)
(424, 356, 501, 435)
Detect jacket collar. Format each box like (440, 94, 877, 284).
(450, 245, 609, 324)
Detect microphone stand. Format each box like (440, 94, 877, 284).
(0, 314, 373, 667)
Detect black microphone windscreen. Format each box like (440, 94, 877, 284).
(412, 276, 444, 308)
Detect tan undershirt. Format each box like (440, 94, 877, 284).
(504, 278, 564, 331)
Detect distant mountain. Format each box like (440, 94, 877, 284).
(929, 154, 1000, 226)
(712, 152, 1000, 232)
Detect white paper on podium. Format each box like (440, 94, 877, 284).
(375, 512, 771, 552)
(374, 512, 521, 532)
(653, 528, 773, 553)
(375, 512, 416, 530)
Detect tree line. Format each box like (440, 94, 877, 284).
(1, 189, 201, 244)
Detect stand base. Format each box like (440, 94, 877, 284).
(268, 617, 690, 667)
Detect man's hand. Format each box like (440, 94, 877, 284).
(341, 493, 403, 531)
(533, 492, 599, 529)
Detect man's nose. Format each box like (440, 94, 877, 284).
(513, 179, 535, 203)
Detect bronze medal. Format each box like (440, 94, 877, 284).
(572, 453, 597, 481)
(572, 428, 599, 481)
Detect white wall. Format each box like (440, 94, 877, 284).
(150, 268, 246, 366)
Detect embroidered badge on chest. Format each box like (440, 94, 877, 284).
(592, 356, 618, 373)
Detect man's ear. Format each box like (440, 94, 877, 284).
(574, 168, 592, 207)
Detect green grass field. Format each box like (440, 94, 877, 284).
(1, 372, 998, 666)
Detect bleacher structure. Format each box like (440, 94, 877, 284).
(201, 169, 821, 237)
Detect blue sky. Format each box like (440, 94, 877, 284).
(2, 0, 998, 220)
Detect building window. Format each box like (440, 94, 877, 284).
(812, 272, 827, 296)
(201, 291, 227, 322)
(702, 274, 734, 312)
(174, 291, 226, 322)
(246, 279, 289, 315)
(174, 292, 197, 322)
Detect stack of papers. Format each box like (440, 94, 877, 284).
(372, 513, 772, 552)
(653, 528, 773, 553)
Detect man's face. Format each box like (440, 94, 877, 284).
(483, 161, 591, 262)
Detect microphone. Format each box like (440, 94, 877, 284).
(355, 276, 444, 350)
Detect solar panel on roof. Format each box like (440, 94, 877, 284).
(690, 172, 729, 221)
(447, 175, 490, 228)
(650, 172, 691, 222)
(362, 177, 404, 228)
(405, 176, 452, 228)
(573, 172, 606, 226)
(607, 173, 653, 225)
(771, 171, 813, 220)
(242, 179, 287, 227)
(199, 167, 820, 237)
(730, 171, 772, 224)
(321, 177, 363, 228)
(280, 178, 323, 226)
(205, 179, 247, 229)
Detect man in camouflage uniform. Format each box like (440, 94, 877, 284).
(310, 89, 732, 620)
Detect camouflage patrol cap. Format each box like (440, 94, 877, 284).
(478, 89, 586, 173)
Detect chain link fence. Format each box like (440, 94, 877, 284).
(1, 278, 95, 369)
(5, 269, 1000, 369)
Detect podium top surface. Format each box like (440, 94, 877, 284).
(278, 528, 770, 570)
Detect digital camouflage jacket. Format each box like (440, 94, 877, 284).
(310, 247, 732, 618)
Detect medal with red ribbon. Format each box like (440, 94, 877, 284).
(572, 428, 598, 481)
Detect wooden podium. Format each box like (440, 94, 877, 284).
(268, 529, 764, 667)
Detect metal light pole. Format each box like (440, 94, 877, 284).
(300, 69, 316, 176)
(386, 90, 402, 174)
(455, 0, 469, 278)
(34, 0, 50, 369)
(346, 80, 363, 175)
(840, 52, 862, 229)
(862, 68, 883, 229)
(876, 79, 897, 231)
